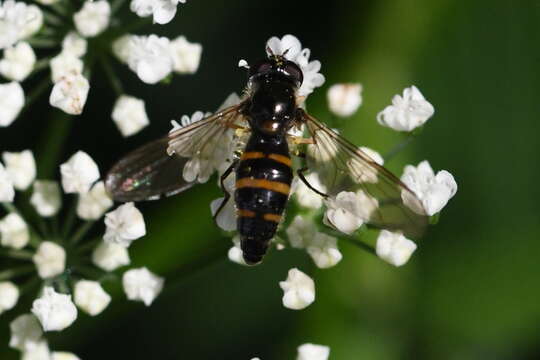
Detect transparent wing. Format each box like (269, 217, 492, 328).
(106, 104, 247, 202)
(301, 111, 428, 239)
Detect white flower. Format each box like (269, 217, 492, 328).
(227, 236, 247, 265)
(0, 81, 24, 126)
(324, 190, 378, 234)
(0, 212, 29, 249)
(0, 281, 19, 313)
(126, 34, 174, 84)
(122, 267, 164, 306)
(401, 160, 457, 216)
(279, 268, 315, 310)
(295, 48, 325, 97)
(32, 241, 66, 279)
(306, 232, 342, 269)
(0, 41, 35, 81)
(30, 180, 62, 217)
(60, 151, 100, 194)
(9, 314, 43, 351)
(32, 287, 77, 332)
(0, 2, 42, 49)
(346, 146, 384, 184)
(293, 173, 326, 209)
(111, 95, 150, 137)
(266, 34, 302, 60)
(112, 34, 131, 63)
(73, 280, 111, 316)
(376, 230, 417, 266)
(77, 181, 113, 220)
(286, 215, 316, 249)
(50, 52, 84, 83)
(2, 150, 36, 190)
(62, 32, 87, 58)
(92, 241, 130, 271)
(20, 4, 42, 40)
(22, 341, 50, 360)
(170, 35, 202, 74)
(103, 202, 146, 247)
(327, 83, 362, 117)
(297, 343, 330, 360)
(35, 0, 60, 5)
(377, 85, 435, 132)
(52, 352, 81, 360)
(49, 73, 90, 115)
(0, 162, 15, 201)
(130, 0, 186, 25)
(73, 0, 110, 38)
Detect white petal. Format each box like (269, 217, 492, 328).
(77, 181, 113, 220)
(377, 85, 434, 132)
(20, 5, 43, 39)
(0, 281, 19, 314)
(103, 202, 146, 247)
(297, 343, 330, 360)
(50, 52, 84, 83)
(22, 341, 51, 360)
(73, 280, 111, 316)
(327, 83, 362, 117)
(31, 287, 77, 332)
(324, 190, 378, 235)
(130, 0, 185, 25)
(92, 241, 130, 271)
(306, 232, 342, 269)
(126, 34, 173, 84)
(73, 0, 111, 38)
(0, 162, 15, 201)
(52, 352, 81, 360)
(227, 236, 247, 266)
(292, 173, 326, 209)
(170, 36, 202, 74)
(0, 212, 29, 249)
(122, 267, 164, 306)
(111, 95, 150, 137)
(49, 73, 90, 115)
(0, 41, 35, 81)
(31, 180, 62, 217)
(376, 230, 417, 266)
(279, 268, 315, 310)
(32, 241, 66, 279)
(112, 34, 132, 64)
(62, 32, 87, 58)
(60, 151, 100, 194)
(266, 34, 302, 60)
(2, 150, 36, 190)
(0, 81, 24, 127)
(285, 215, 317, 249)
(9, 314, 43, 351)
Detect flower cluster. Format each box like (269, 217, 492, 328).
(0, 0, 201, 137)
(0, 150, 164, 358)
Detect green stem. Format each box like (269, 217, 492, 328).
(70, 221, 96, 245)
(22, 77, 52, 113)
(26, 37, 61, 48)
(76, 237, 101, 254)
(0, 249, 34, 260)
(111, 0, 128, 14)
(384, 132, 417, 162)
(0, 265, 34, 281)
(36, 112, 74, 179)
(341, 236, 376, 256)
(32, 57, 53, 75)
(100, 55, 124, 95)
(61, 198, 78, 239)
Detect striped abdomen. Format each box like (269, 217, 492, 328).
(235, 133, 292, 265)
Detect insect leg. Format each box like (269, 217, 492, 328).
(297, 167, 329, 198)
(213, 160, 238, 221)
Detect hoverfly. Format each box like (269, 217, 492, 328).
(106, 45, 428, 265)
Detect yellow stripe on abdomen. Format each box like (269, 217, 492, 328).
(235, 178, 291, 195)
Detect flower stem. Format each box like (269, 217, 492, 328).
(100, 55, 124, 95)
(26, 37, 61, 48)
(111, 0, 128, 14)
(0, 249, 34, 260)
(35, 111, 73, 179)
(0, 265, 35, 281)
(76, 237, 101, 254)
(61, 198, 78, 239)
(341, 236, 376, 256)
(70, 221, 96, 245)
(384, 133, 416, 162)
(23, 77, 52, 113)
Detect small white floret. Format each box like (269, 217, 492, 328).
(122, 267, 164, 306)
(0, 42, 36, 81)
(238, 59, 249, 69)
(279, 268, 315, 310)
(35, 0, 60, 4)
(401, 160, 457, 216)
(170, 35, 202, 74)
(376, 230, 417, 266)
(31, 287, 77, 332)
(0, 81, 24, 127)
(92, 241, 130, 271)
(306, 232, 342, 269)
(77, 181, 113, 220)
(32, 241, 66, 279)
(0, 212, 29, 249)
(49, 73, 90, 115)
(52, 352, 81, 360)
(130, 0, 186, 25)
(22, 341, 51, 360)
(111, 95, 150, 137)
(9, 314, 43, 351)
(60, 151, 100, 194)
(0, 162, 15, 201)
(30, 180, 62, 217)
(292, 172, 326, 209)
(2, 150, 36, 190)
(112, 34, 132, 63)
(103, 202, 146, 247)
(73, 0, 111, 38)
(73, 280, 111, 316)
(297, 343, 330, 360)
(50, 52, 84, 83)
(227, 236, 247, 266)
(285, 215, 316, 249)
(324, 190, 378, 235)
(20, 4, 43, 40)
(126, 34, 174, 84)
(327, 83, 362, 117)
(266, 34, 302, 60)
(0, 281, 19, 314)
(62, 32, 87, 58)
(377, 85, 434, 132)
(295, 48, 325, 98)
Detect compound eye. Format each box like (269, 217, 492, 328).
(248, 60, 273, 78)
(284, 61, 303, 86)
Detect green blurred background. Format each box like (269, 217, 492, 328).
(2, 0, 540, 359)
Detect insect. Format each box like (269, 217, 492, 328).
(105, 48, 428, 265)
